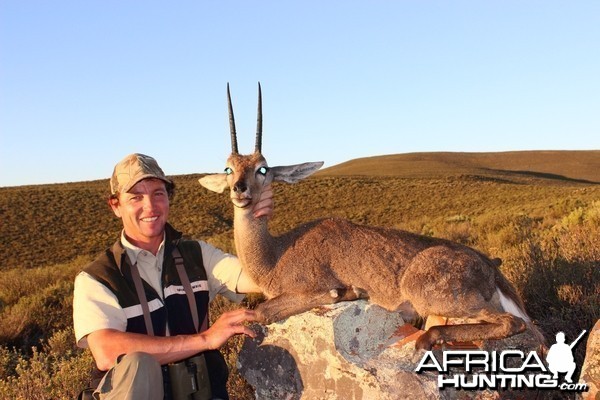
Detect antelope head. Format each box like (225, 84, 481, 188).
(199, 83, 324, 210)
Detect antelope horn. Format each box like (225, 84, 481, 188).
(255, 82, 262, 153)
(227, 83, 238, 154)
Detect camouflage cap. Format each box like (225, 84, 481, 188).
(110, 153, 172, 195)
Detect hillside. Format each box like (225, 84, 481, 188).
(0, 151, 598, 271)
(0, 150, 599, 399)
(319, 150, 600, 183)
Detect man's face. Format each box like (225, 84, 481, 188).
(110, 178, 169, 250)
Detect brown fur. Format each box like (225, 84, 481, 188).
(199, 86, 541, 349)
(199, 151, 543, 350)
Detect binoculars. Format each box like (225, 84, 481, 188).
(168, 355, 211, 400)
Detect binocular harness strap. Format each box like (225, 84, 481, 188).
(129, 244, 203, 336)
(172, 245, 201, 333)
(130, 262, 155, 336)
(128, 244, 213, 399)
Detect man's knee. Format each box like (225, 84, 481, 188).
(97, 352, 163, 399)
(113, 352, 163, 392)
(118, 351, 162, 381)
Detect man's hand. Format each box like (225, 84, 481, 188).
(200, 308, 258, 350)
(253, 184, 273, 219)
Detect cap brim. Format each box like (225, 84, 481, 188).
(122, 175, 172, 193)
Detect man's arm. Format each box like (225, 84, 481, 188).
(235, 269, 263, 294)
(87, 308, 257, 370)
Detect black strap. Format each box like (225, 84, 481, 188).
(130, 262, 155, 336)
(129, 243, 205, 336)
(172, 245, 201, 333)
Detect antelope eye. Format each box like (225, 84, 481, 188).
(258, 167, 268, 175)
(224, 167, 233, 175)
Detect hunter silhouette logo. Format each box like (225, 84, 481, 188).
(415, 329, 589, 393)
(546, 330, 586, 384)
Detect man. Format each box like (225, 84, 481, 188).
(73, 153, 270, 399)
(546, 331, 579, 383)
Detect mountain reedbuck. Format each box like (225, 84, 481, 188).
(199, 84, 541, 350)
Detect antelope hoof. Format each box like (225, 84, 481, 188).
(512, 317, 527, 334)
(415, 327, 442, 351)
(254, 305, 274, 324)
(254, 311, 268, 324)
(352, 286, 369, 299)
(415, 333, 434, 351)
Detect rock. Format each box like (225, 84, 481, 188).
(580, 319, 600, 400)
(238, 301, 402, 399)
(238, 300, 548, 400)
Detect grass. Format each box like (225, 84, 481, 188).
(0, 151, 598, 399)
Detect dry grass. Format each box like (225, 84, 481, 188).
(0, 151, 599, 399)
(320, 150, 600, 183)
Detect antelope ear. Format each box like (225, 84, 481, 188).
(271, 162, 324, 184)
(198, 174, 229, 193)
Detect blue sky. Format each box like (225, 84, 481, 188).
(1, 1, 598, 187)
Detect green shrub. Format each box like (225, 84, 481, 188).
(1, 173, 599, 399)
(0, 328, 93, 400)
(0, 256, 90, 310)
(0, 346, 18, 381)
(0, 281, 74, 350)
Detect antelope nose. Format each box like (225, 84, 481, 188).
(233, 182, 247, 193)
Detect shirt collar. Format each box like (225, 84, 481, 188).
(120, 230, 166, 265)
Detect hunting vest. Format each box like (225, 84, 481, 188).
(83, 224, 229, 397)
(84, 224, 210, 336)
